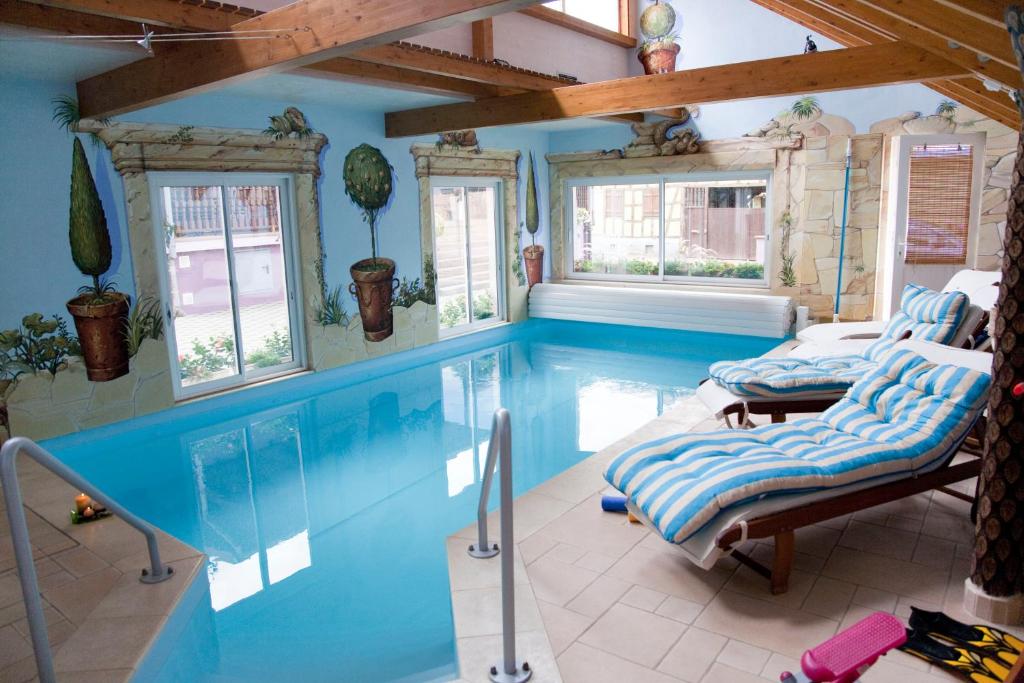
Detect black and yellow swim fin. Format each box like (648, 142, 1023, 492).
(909, 607, 1022, 668)
(899, 629, 1010, 682)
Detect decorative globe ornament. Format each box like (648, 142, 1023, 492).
(639, 0, 676, 40)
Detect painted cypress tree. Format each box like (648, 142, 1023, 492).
(525, 151, 539, 246)
(68, 137, 112, 297)
(969, 5, 1024, 611)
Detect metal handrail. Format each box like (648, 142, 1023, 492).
(0, 436, 173, 683)
(466, 409, 532, 683)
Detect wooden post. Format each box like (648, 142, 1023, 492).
(771, 530, 795, 595)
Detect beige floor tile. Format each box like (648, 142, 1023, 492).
(620, 585, 668, 612)
(564, 574, 631, 618)
(700, 662, 765, 682)
(578, 603, 685, 668)
(519, 533, 559, 565)
(0, 653, 40, 683)
(536, 600, 595, 656)
(451, 584, 544, 638)
(447, 537, 529, 591)
(0, 624, 33, 669)
(558, 642, 679, 683)
(574, 551, 616, 574)
(655, 596, 704, 624)
(458, 630, 561, 683)
(0, 573, 23, 609)
(42, 565, 121, 625)
(656, 626, 726, 682)
(822, 547, 949, 604)
(526, 555, 599, 607)
(911, 536, 956, 570)
(546, 543, 587, 566)
(724, 565, 816, 610)
(530, 465, 606, 506)
(919, 509, 973, 544)
(51, 546, 108, 578)
(87, 557, 201, 619)
(762, 652, 801, 680)
(858, 657, 946, 682)
(535, 495, 647, 560)
(716, 639, 771, 674)
(694, 591, 838, 659)
(53, 614, 164, 672)
(839, 521, 920, 562)
(851, 585, 899, 613)
(606, 545, 730, 604)
(801, 576, 856, 619)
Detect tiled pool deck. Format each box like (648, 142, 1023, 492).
(2, 340, 1020, 682)
(445, 342, 1023, 683)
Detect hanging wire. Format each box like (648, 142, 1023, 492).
(2, 26, 310, 42)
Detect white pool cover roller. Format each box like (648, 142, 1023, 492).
(528, 283, 794, 338)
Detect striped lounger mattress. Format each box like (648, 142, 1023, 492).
(605, 347, 990, 565)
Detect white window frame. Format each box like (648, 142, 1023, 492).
(429, 176, 508, 339)
(148, 171, 307, 400)
(881, 133, 986, 315)
(564, 170, 773, 288)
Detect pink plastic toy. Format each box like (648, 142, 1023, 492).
(779, 612, 907, 683)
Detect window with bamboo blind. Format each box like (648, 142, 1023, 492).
(904, 143, 974, 264)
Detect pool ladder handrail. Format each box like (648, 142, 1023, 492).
(0, 436, 173, 683)
(467, 409, 532, 683)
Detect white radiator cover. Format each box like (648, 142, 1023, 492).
(528, 283, 794, 338)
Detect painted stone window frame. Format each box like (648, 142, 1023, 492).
(412, 144, 529, 328)
(563, 169, 774, 288)
(148, 171, 308, 400)
(79, 120, 328, 402)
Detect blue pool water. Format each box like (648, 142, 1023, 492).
(44, 320, 779, 682)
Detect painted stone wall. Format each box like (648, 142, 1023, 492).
(4, 339, 173, 441)
(311, 301, 438, 370)
(548, 103, 1016, 323)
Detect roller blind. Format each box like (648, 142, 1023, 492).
(904, 143, 974, 264)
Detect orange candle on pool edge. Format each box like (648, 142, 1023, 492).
(75, 493, 90, 514)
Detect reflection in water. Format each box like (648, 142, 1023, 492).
(56, 323, 776, 682)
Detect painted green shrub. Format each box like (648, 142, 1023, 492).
(69, 137, 113, 298)
(343, 143, 394, 265)
(0, 314, 81, 379)
(525, 151, 540, 245)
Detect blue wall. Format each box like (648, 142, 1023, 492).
(0, 77, 553, 331)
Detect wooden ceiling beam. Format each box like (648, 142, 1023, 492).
(931, 0, 1008, 29)
(854, 0, 1016, 69)
(806, 0, 1021, 88)
(750, 0, 1019, 129)
(75, 0, 545, 117)
(471, 18, 494, 60)
(17, 0, 248, 30)
(384, 42, 970, 137)
(298, 58, 508, 99)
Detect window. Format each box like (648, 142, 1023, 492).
(569, 173, 770, 284)
(150, 173, 305, 399)
(905, 143, 974, 264)
(430, 178, 506, 336)
(543, 0, 621, 32)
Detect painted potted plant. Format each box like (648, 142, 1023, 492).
(638, 1, 679, 75)
(344, 143, 398, 342)
(65, 138, 130, 381)
(522, 151, 544, 288)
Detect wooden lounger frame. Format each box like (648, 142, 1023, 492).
(716, 442, 982, 594)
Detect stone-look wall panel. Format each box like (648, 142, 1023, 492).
(310, 301, 438, 371)
(5, 339, 173, 441)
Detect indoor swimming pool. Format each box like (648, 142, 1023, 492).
(43, 319, 780, 682)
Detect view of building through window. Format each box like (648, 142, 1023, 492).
(571, 176, 769, 282)
(543, 0, 620, 32)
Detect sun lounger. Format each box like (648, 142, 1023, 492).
(608, 341, 992, 594)
(796, 270, 999, 349)
(698, 284, 975, 426)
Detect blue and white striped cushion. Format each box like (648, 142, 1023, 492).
(605, 348, 990, 544)
(864, 284, 969, 357)
(708, 284, 970, 398)
(707, 354, 872, 398)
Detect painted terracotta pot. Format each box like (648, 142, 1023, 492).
(523, 245, 545, 288)
(349, 257, 398, 342)
(66, 292, 130, 382)
(638, 43, 680, 75)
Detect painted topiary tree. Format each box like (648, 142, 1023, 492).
(64, 137, 130, 381)
(523, 151, 544, 288)
(343, 143, 398, 341)
(69, 137, 113, 298)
